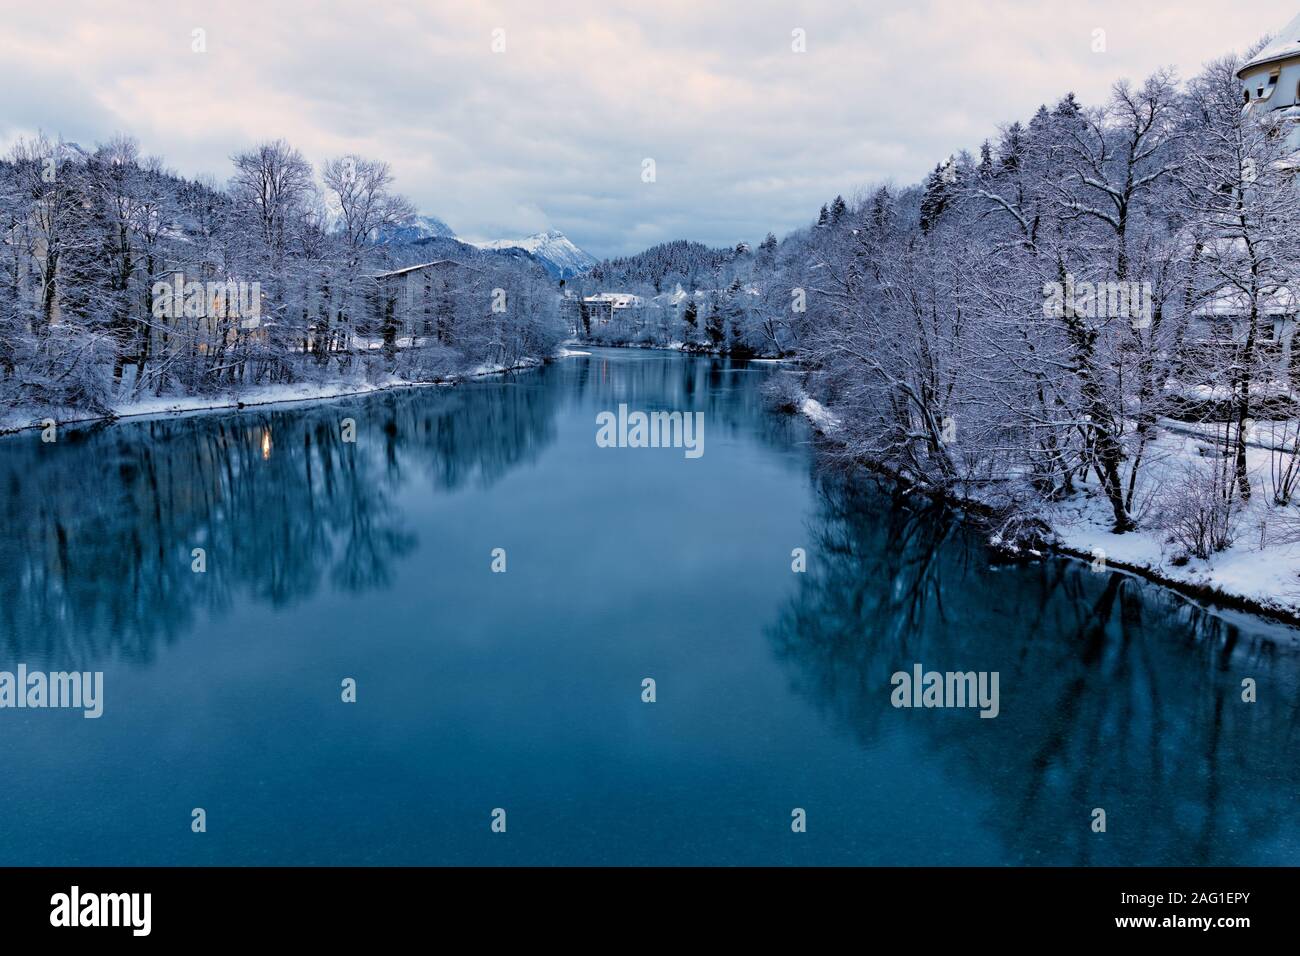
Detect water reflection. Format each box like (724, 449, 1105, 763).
(769, 472, 1300, 864)
(564, 350, 806, 454)
(2, 349, 1296, 866)
(0, 374, 560, 667)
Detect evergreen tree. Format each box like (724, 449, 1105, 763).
(1053, 92, 1081, 118)
(866, 186, 894, 241)
(919, 163, 951, 233)
(998, 122, 1025, 175)
(977, 140, 994, 180)
(1027, 104, 1052, 142)
(721, 281, 749, 354)
(705, 291, 725, 346)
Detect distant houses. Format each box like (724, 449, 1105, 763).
(562, 291, 644, 332)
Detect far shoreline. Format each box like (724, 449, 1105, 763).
(0, 354, 557, 438)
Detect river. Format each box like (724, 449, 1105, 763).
(0, 347, 1296, 865)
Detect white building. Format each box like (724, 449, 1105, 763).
(1186, 14, 1300, 376)
(1240, 12, 1300, 151)
(563, 291, 644, 329)
(371, 260, 474, 344)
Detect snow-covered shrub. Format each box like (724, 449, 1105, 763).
(989, 508, 1054, 553)
(762, 370, 805, 413)
(1156, 460, 1239, 560)
(1265, 418, 1300, 505)
(632, 325, 664, 347)
(360, 352, 389, 385)
(20, 329, 117, 417)
(393, 345, 463, 382)
(1263, 503, 1300, 548)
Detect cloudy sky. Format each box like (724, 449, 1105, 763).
(0, 1, 1281, 258)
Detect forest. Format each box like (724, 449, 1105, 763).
(566, 45, 1300, 574)
(0, 137, 564, 421)
(5, 41, 1300, 573)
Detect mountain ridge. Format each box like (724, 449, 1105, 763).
(467, 229, 597, 279)
(381, 215, 596, 279)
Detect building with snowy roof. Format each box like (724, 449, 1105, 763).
(370, 260, 476, 344)
(1240, 12, 1300, 149)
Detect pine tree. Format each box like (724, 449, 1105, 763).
(866, 185, 893, 240)
(1028, 104, 1052, 141)
(830, 195, 848, 223)
(817, 203, 829, 227)
(919, 164, 951, 233)
(720, 281, 749, 355)
(998, 122, 1025, 175)
(705, 291, 725, 346)
(1053, 92, 1081, 118)
(977, 140, 994, 180)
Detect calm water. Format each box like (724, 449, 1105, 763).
(1, 347, 1297, 865)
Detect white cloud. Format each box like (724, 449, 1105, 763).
(0, 0, 1277, 257)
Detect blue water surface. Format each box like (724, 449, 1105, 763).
(0, 348, 1296, 865)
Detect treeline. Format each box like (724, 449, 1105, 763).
(586, 238, 735, 291)
(565, 234, 793, 356)
(699, 45, 1300, 553)
(0, 136, 563, 421)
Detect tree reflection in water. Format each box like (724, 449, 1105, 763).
(768, 470, 1300, 865)
(0, 375, 561, 668)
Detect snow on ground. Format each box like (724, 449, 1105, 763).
(0, 357, 546, 435)
(1043, 425, 1300, 620)
(795, 390, 1300, 624)
(800, 397, 841, 434)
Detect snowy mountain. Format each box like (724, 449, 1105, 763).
(376, 215, 596, 278)
(374, 214, 458, 245)
(470, 230, 597, 279)
(57, 141, 91, 160)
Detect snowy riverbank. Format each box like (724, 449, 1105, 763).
(1041, 430, 1300, 625)
(795, 394, 1300, 630)
(0, 355, 549, 436)
(564, 338, 788, 360)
